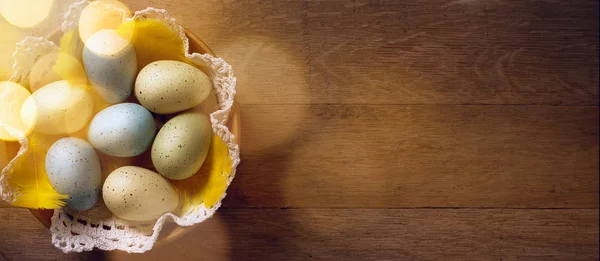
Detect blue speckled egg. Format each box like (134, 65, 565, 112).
(46, 137, 101, 211)
(83, 29, 137, 104)
(88, 103, 156, 157)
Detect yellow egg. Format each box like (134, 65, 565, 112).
(21, 80, 93, 135)
(0, 81, 34, 141)
(78, 0, 131, 44)
(29, 52, 87, 92)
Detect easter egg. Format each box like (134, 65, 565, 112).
(103, 166, 179, 221)
(135, 60, 212, 114)
(88, 103, 156, 157)
(152, 111, 212, 180)
(46, 137, 102, 211)
(83, 29, 137, 104)
(20, 80, 93, 135)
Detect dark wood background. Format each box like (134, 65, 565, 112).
(1, 0, 598, 260)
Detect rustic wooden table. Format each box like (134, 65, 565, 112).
(1, 0, 598, 260)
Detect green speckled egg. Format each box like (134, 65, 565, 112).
(151, 111, 212, 180)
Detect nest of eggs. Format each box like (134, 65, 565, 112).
(0, 0, 238, 253)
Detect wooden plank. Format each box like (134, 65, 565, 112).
(0, 208, 106, 261)
(224, 104, 599, 208)
(2, 0, 599, 104)
(124, 0, 599, 105)
(1, 208, 598, 260)
(297, 0, 599, 105)
(4, 105, 596, 209)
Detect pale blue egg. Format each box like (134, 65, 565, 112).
(46, 137, 101, 211)
(83, 30, 137, 104)
(88, 103, 156, 157)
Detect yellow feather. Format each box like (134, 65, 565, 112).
(115, 19, 192, 71)
(58, 29, 84, 61)
(1, 31, 82, 209)
(53, 30, 87, 86)
(172, 135, 232, 214)
(6, 133, 67, 209)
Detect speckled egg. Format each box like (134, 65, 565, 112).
(83, 29, 137, 104)
(88, 103, 156, 157)
(152, 111, 212, 180)
(103, 166, 179, 221)
(135, 60, 212, 114)
(46, 137, 101, 211)
(20, 80, 93, 135)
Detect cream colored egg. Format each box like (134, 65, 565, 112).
(78, 0, 131, 44)
(20, 80, 93, 135)
(29, 52, 87, 92)
(135, 60, 212, 114)
(152, 111, 212, 180)
(0, 81, 34, 141)
(103, 166, 179, 221)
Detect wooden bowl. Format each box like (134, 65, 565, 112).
(28, 28, 241, 247)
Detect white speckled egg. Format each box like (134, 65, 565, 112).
(88, 103, 156, 157)
(83, 29, 137, 104)
(20, 80, 93, 135)
(103, 166, 179, 221)
(46, 137, 101, 211)
(152, 111, 212, 180)
(135, 60, 212, 114)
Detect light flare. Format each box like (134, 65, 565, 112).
(0, 0, 53, 28)
(0, 81, 35, 141)
(78, 0, 131, 44)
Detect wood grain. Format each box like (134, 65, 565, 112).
(0, 0, 598, 259)
(3, 0, 599, 105)
(5, 106, 596, 208)
(1, 1, 599, 105)
(1, 208, 598, 261)
(120, 0, 600, 106)
(225, 105, 599, 208)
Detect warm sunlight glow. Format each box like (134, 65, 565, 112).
(0, 0, 53, 28)
(78, 0, 131, 44)
(29, 52, 87, 92)
(0, 82, 34, 141)
(85, 29, 131, 56)
(20, 80, 92, 135)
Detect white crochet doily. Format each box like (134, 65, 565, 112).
(0, 0, 238, 253)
